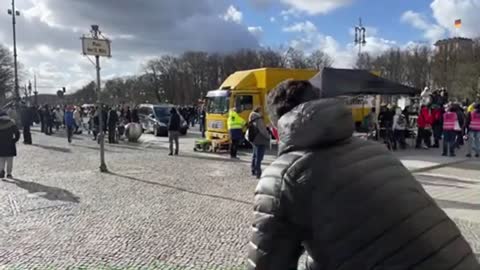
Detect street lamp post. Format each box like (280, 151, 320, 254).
(354, 17, 367, 56)
(7, 0, 20, 101)
(81, 25, 111, 173)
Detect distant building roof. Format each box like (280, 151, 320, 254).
(434, 37, 474, 46)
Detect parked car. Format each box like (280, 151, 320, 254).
(138, 104, 188, 136)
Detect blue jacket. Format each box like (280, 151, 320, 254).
(64, 111, 75, 127)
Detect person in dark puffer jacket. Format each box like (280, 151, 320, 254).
(246, 80, 479, 270)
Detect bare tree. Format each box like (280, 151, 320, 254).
(284, 48, 309, 69)
(307, 50, 333, 70)
(355, 52, 374, 70)
(403, 45, 432, 89)
(258, 48, 284, 68)
(0, 45, 14, 104)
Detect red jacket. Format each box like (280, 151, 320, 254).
(417, 107, 432, 128)
(431, 108, 443, 123)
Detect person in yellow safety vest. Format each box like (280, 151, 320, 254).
(467, 103, 475, 113)
(227, 108, 246, 159)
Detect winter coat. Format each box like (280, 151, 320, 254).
(247, 98, 478, 270)
(0, 115, 21, 157)
(74, 110, 81, 126)
(378, 109, 394, 128)
(64, 111, 75, 128)
(248, 111, 270, 146)
(54, 110, 64, 123)
(131, 109, 139, 123)
(417, 106, 432, 128)
(21, 107, 34, 128)
(168, 110, 181, 131)
(107, 110, 119, 127)
(392, 109, 407, 130)
(431, 107, 443, 124)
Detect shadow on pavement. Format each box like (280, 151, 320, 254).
(450, 161, 480, 171)
(31, 144, 71, 153)
(436, 199, 480, 210)
(419, 181, 468, 189)
(107, 171, 250, 205)
(73, 143, 119, 153)
(417, 174, 479, 186)
(3, 178, 80, 203)
(106, 142, 146, 151)
(179, 153, 246, 163)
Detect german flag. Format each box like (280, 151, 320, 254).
(454, 19, 462, 28)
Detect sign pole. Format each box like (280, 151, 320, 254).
(96, 53, 107, 172)
(91, 25, 108, 173)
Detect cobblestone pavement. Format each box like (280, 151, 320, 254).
(0, 129, 479, 269)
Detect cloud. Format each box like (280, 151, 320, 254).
(283, 21, 317, 33)
(430, 0, 480, 38)
(270, 17, 276, 23)
(248, 26, 264, 38)
(287, 21, 397, 68)
(222, 5, 243, 24)
(280, 0, 352, 15)
(280, 9, 301, 18)
(0, 0, 259, 93)
(401, 10, 446, 42)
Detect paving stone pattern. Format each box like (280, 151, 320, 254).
(0, 131, 479, 269)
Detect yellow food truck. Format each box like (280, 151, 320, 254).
(203, 68, 318, 148)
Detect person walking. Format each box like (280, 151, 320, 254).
(20, 105, 33, 145)
(125, 106, 132, 123)
(248, 107, 270, 179)
(442, 104, 460, 157)
(64, 105, 75, 143)
(453, 103, 466, 148)
(415, 104, 432, 149)
(431, 104, 443, 148)
(44, 105, 53, 135)
(38, 106, 45, 133)
(199, 106, 207, 138)
(392, 107, 407, 150)
(378, 105, 395, 149)
(466, 103, 480, 158)
(91, 108, 99, 141)
(74, 106, 82, 134)
(107, 107, 119, 144)
(246, 80, 479, 270)
(54, 106, 64, 131)
(168, 107, 181, 156)
(0, 111, 21, 179)
(227, 107, 246, 159)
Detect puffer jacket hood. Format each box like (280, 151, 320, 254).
(0, 115, 14, 131)
(249, 111, 261, 122)
(277, 98, 354, 154)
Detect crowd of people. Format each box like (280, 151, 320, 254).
(0, 101, 210, 177)
(363, 88, 480, 158)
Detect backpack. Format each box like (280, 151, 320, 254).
(246, 118, 259, 143)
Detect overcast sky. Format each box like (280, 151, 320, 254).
(1, 0, 479, 94)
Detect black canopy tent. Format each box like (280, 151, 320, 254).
(309, 68, 420, 98)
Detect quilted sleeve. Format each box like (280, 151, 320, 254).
(247, 161, 304, 270)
